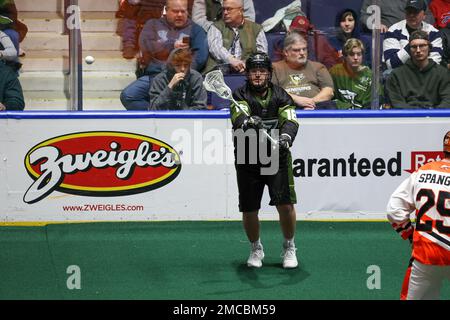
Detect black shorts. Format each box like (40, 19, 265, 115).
(235, 153, 297, 212)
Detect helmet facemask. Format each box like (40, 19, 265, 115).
(444, 131, 450, 153)
(246, 53, 272, 93)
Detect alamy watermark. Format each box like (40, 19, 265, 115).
(66, 265, 81, 290)
(366, 265, 381, 290)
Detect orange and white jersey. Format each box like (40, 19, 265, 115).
(387, 160, 450, 266)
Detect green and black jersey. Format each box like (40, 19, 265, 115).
(231, 82, 299, 139)
(230, 82, 299, 167)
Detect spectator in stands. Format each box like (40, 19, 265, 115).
(385, 30, 450, 108)
(203, 0, 267, 74)
(329, 38, 374, 110)
(428, 0, 450, 29)
(149, 48, 207, 110)
(192, 0, 255, 32)
(120, 0, 207, 110)
(272, 16, 340, 69)
(0, 29, 21, 73)
(272, 32, 335, 110)
(0, 60, 24, 110)
(0, 0, 27, 56)
(115, 0, 166, 59)
(429, 0, 450, 68)
(0, 29, 16, 61)
(383, 0, 443, 71)
(328, 9, 371, 67)
(360, 0, 435, 33)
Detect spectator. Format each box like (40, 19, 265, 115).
(203, 0, 267, 74)
(115, 0, 166, 59)
(192, 0, 255, 32)
(360, 0, 435, 33)
(272, 32, 335, 110)
(328, 9, 372, 67)
(272, 16, 340, 69)
(0, 60, 24, 110)
(120, 0, 208, 110)
(0, 29, 16, 61)
(429, 0, 450, 68)
(383, 0, 443, 70)
(149, 48, 207, 110)
(428, 0, 450, 29)
(329, 38, 374, 110)
(0, 0, 27, 56)
(385, 30, 450, 109)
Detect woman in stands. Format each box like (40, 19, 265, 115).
(328, 8, 371, 67)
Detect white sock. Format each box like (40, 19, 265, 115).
(251, 239, 262, 250)
(284, 238, 295, 248)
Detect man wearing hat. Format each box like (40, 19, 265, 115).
(383, 0, 443, 70)
(360, 0, 435, 33)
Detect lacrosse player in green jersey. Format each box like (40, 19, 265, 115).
(230, 52, 300, 269)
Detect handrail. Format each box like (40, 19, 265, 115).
(63, 0, 83, 111)
(2, 109, 450, 120)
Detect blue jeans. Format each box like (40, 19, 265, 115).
(120, 75, 151, 110)
(3, 29, 19, 52)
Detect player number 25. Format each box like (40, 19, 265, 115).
(416, 189, 450, 235)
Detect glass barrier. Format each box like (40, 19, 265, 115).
(4, 0, 449, 112)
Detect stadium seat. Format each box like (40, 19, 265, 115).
(208, 74, 246, 109)
(266, 32, 286, 62)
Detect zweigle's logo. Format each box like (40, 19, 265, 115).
(23, 132, 181, 204)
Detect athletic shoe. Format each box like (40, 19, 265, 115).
(281, 245, 298, 269)
(247, 246, 264, 268)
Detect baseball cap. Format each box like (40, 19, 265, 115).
(405, 0, 426, 11)
(289, 16, 312, 33)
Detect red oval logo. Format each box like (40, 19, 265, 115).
(23, 131, 181, 203)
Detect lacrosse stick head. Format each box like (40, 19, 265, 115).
(203, 70, 234, 100)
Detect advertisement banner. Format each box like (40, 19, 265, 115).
(0, 111, 449, 222)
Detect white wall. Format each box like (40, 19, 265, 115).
(1, 111, 448, 222)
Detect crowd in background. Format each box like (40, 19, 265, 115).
(0, 0, 449, 111)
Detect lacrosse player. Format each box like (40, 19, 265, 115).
(387, 131, 450, 299)
(230, 52, 300, 269)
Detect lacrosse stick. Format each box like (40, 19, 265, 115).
(203, 70, 278, 147)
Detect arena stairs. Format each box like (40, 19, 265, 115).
(16, 0, 133, 110)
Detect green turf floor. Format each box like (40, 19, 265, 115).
(0, 221, 448, 300)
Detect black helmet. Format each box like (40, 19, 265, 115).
(246, 52, 272, 93)
(245, 52, 272, 72)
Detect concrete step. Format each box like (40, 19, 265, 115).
(20, 12, 118, 33)
(20, 50, 136, 72)
(23, 90, 125, 111)
(16, 0, 118, 12)
(21, 32, 122, 51)
(24, 97, 125, 111)
(20, 71, 135, 91)
(24, 90, 126, 111)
